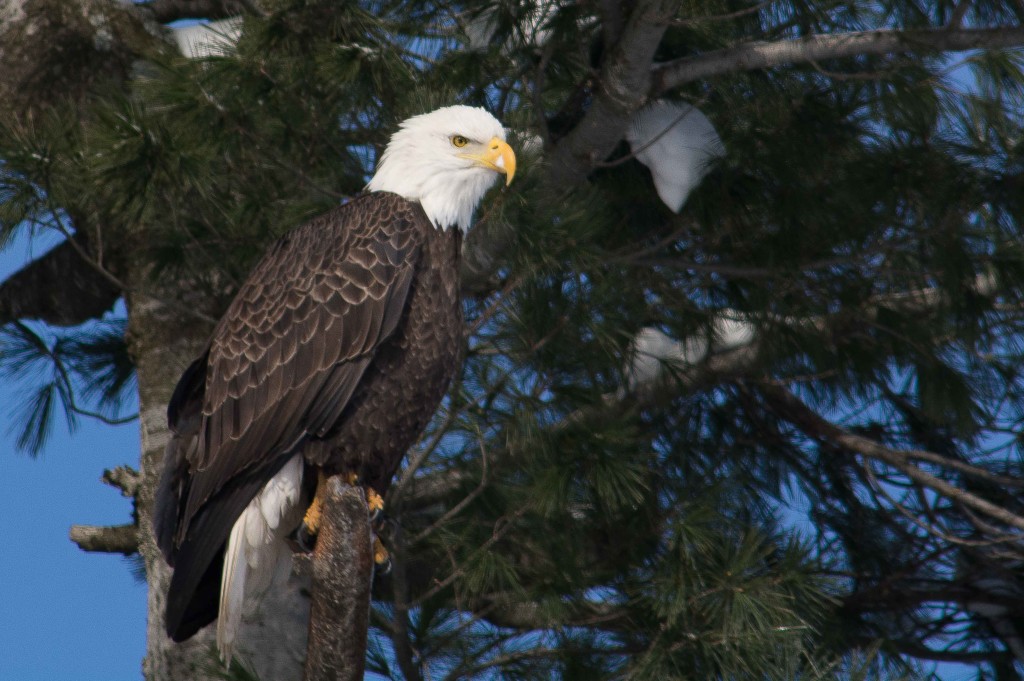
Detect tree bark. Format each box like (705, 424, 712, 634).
(304, 477, 373, 681)
(127, 276, 220, 680)
(128, 268, 312, 680)
(69, 522, 139, 553)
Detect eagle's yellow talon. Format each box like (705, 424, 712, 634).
(300, 471, 383, 542)
(302, 472, 329, 534)
(373, 536, 390, 565)
(366, 488, 385, 514)
(301, 498, 322, 534)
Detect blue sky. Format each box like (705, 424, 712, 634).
(0, 233, 145, 681)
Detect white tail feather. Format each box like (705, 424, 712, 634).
(217, 455, 304, 665)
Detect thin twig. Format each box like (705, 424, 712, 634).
(412, 505, 530, 607)
(672, 0, 778, 27)
(411, 434, 489, 545)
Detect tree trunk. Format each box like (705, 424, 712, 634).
(128, 284, 218, 680)
(127, 279, 310, 681)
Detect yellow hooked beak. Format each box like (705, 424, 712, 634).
(461, 137, 517, 186)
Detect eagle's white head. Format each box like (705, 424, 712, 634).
(366, 105, 517, 232)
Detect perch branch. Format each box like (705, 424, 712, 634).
(304, 476, 372, 681)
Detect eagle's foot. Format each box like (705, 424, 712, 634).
(300, 471, 331, 535)
(290, 470, 385, 554)
(290, 523, 317, 553)
(373, 536, 391, 574)
(341, 471, 385, 524)
(366, 487, 385, 524)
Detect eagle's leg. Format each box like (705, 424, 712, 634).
(364, 487, 390, 570)
(361, 485, 391, 572)
(291, 470, 332, 552)
(372, 535, 391, 574)
(293, 469, 391, 570)
(302, 470, 333, 535)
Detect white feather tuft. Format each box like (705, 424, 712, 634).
(626, 327, 708, 389)
(172, 18, 241, 59)
(712, 315, 757, 353)
(625, 101, 724, 212)
(217, 454, 304, 666)
(625, 312, 757, 390)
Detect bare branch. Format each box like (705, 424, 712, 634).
(860, 459, 1013, 547)
(652, 25, 1024, 93)
(69, 523, 139, 554)
(411, 506, 529, 607)
(410, 439, 488, 546)
(948, 1, 972, 28)
(135, 0, 259, 24)
(304, 476, 372, 681)
(102, 466, 142, 498)
(859, 634, 1018, 665)
(546, 0, 676, 189)
(760, 384, 1024, 534)
(672, 0, 778, 27)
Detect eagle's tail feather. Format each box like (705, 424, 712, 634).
(216, 454, 304, 666)
(217, 517, 248, 665)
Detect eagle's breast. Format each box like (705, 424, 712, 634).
(307, 198, 463, 493)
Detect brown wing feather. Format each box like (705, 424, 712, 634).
(170, 193, 427, 548)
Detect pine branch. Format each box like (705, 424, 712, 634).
(856, 635, 1017, 665)
(0, 237, 121, 327)
(413, 272, 1005, 509)
(68, 522, 139, 554)
(305, 476, 372, 681)
(652, 24, 1024, 92)
(135, 0, 260, 24)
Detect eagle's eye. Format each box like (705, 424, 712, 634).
(451, 135, 470, 148)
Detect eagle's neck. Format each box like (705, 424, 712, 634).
(366, 157, 496, 233)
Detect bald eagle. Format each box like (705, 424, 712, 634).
(154, 106, 516, 661)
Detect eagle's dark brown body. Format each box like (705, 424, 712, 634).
(154, 191, 462, 641)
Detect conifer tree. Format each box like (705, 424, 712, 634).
(3, 1, 1024, 679)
